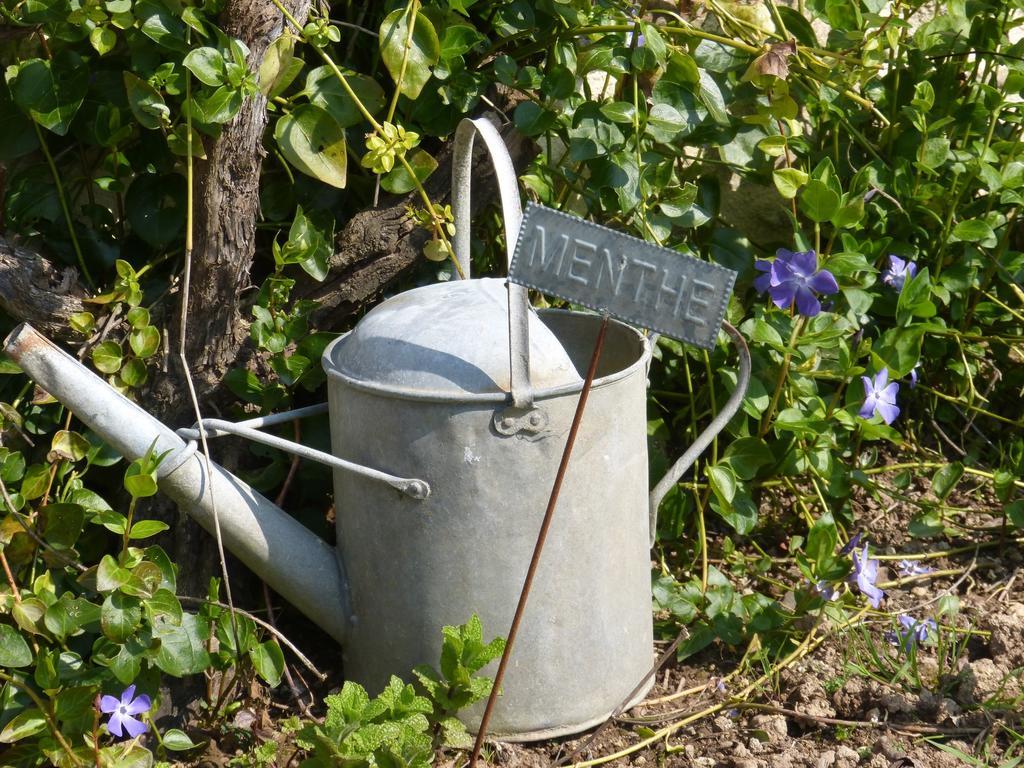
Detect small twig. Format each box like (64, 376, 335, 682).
(178, 596, 326, 681)
(260, 420, 318, 719)
(928, 415, 966, 458)
(907, 546, 979, 612)
(555, 627, 688, 766)
(735, 702, 988, 736)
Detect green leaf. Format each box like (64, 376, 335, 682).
(137, 0, 187, 51)
(42, 503, 86, 548)
(277, 206, 333, 281)
(772, 168, 808, 198)
(89, 27, 117, 56)
(97, 555, 132, 591)
(101, 592, 142, 642)
(871, 325, 925, 378)
(0, 624, 33, 667)
(125, 173, 187, 248)
(182, 46, 225, 87)
(124, 469, 158, 499)
(260, 32, 300, 96)
(799, 179, 840, 222)
(951, 218, 996, 245)
(124, 307, 149, 331)
(152, 613, 210, 676)
(128, 520, 169, 539)
(0, 81, 39, 161)
(20, 463, 50, 500)
(513, 101, 554, 136)
(274, 105, 347, 189)
(123, 72, 169, 130)
(249, 640, 285, 687)
(707, 464, 737, 504)
(645, 103, 685, 144)
(916, 136, 949, 170)
(145, 588, 183, 624)
(380, 149, 438, 194)
(0, 709, 47, 743)
(722, 437, 773, 481)
(129, 326, 160, 358)
(757, 135, 787, 157)
(193, 85, 243, 124)
(9, 58, 87, 135)
(379, 7, 440, 99)
(709, 488, 758, 534)
(304, 66, 385, 128)
(162, 729, 201, 751)
(92, 341, 123, 374)
(120, 358, 148, 388)
(931, 462, 963, 501)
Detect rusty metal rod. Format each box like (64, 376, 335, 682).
(469, 315, 611, 767)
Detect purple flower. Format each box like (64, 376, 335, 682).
(886, 615, 936, 649)
(850, 543, 884, 608)
(99, 685, 150, 739)
(859, 368, 900, 425)
(908, 363, 920, 389)
(838, 531, 862, 556)
(882, 255, 917, 291)
(754, 249, 839, 317)
(814, 580, 839, 601)
(897, 559, 933, 577)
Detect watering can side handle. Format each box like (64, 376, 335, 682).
(647, 322, 751, 547)
(451, 117, 534, 410)
(176, 412, 431, 500)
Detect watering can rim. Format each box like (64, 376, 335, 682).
(321, 303, 652, 405)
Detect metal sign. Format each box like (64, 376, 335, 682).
(508, 204, 737, 349)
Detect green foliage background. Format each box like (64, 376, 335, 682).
(0, 0, 1023, 764)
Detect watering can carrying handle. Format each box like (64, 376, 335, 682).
(451, 117, 534, 410)
(647, 322, 751, 546)
(175, 405, 431, 500)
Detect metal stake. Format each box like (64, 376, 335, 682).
(469, 315, 611, 768)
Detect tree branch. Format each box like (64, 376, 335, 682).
(297, 110, 538, 331)
(0, 236, 87, 341)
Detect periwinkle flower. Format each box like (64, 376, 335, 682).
(99, 685, 151, 739)
(886, 615, 936, 649)
(850, 543, 884, 608)
(838, 531, 863, 556)
(908, 363, 920, 389)
(754, 249, 838, 317)
(882, 255, 917, 291)
(897, 559, 933, 577)
(814, 580, 839, 601)
(859, 368, 900, 425)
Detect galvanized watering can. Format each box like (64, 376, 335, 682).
(5, 118, 750, 741)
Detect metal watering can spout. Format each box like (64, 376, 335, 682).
(3, 323, 352, 643)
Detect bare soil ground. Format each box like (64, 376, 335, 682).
(183, 465, 1024, 768)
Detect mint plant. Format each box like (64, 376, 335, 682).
(413, 613, 506, 749)
(296, 615, 504, 765)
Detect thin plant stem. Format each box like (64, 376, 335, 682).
(33, 122, 94, 288)
(0, 670, 84, 765)
(572, 608, 870, 767)
(384, 0, 419, 123)
(178, 32, 241, 658)
(759, 316, 808, 437)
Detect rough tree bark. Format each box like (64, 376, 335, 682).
(154, 0, 312, 415)
(142, 0, 312, 600)
(0, 237, 87, 340)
